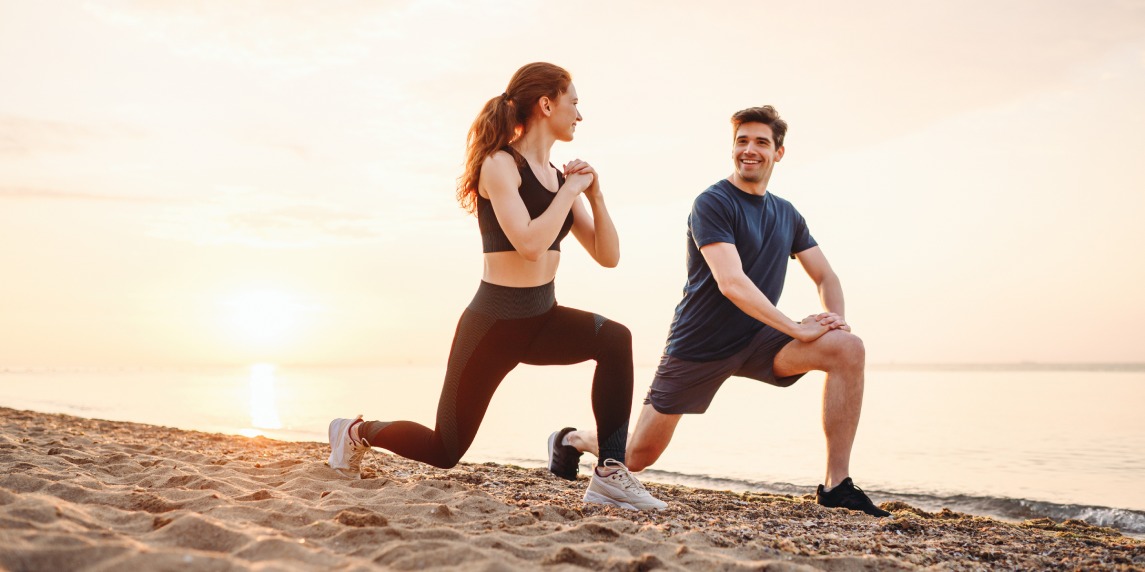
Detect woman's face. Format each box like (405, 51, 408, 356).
(548, 83, 582, 142)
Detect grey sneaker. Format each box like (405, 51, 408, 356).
(583, 459, 667, 511)
(327, 415, 369, 479)
(547, 427, 583, 481)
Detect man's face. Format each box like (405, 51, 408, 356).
(732, 122, 784, 184)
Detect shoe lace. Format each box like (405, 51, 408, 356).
(603, 459, 649, 493)
(836, 482, 873, 506)
(353, 438, 376, 471)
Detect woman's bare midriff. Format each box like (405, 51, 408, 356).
(482, 251, 561, 287)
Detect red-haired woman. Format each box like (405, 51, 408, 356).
(326, 63, 664, 510)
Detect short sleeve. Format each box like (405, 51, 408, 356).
(689, 191, 736, 248)
(790, 212, 817, 256)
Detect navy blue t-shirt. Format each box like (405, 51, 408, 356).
(664, 179, 817, 361)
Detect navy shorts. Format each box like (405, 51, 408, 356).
(643, 326, 804, 414)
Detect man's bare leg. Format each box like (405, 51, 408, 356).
(773, 329, 865, 490)
(565, 404, 682, 472)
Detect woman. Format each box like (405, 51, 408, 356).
(326, 62, 664, 511)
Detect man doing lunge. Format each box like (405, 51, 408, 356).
(547, 105, 889, 517)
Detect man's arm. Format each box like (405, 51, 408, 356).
(700, 242, 832, 343)
(793, 246, 849, 331)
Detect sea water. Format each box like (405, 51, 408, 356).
(2, 364, 1142, 535)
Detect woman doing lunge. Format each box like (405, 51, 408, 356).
(326, 62, 665, 510)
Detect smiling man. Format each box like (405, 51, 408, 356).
(549, 105, 889, 517)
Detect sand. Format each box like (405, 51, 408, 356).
(0, 407, 1141, 571)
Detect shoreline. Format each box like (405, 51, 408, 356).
(2, 407, 1141, 571)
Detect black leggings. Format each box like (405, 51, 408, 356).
(359, 281, 633, 469)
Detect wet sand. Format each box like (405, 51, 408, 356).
(1, 407, 1141, 571)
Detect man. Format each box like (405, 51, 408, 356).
(548, 105, 889, 517)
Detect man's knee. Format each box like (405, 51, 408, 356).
(822, 330, 865, 368)
(622, 402, 680, 472)
(625, 444, 659, 472)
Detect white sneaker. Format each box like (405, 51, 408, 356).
(327, 415, 369, 479)
(582, 459, 667, 511)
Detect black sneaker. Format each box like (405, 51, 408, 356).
(816, 477, 891, 517)
(547, 427, 583, 481)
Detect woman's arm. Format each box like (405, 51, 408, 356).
(567, 161, 619, 267)
(480, 151, 591, 261)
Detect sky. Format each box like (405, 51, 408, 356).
(2, 1, 1144, 367)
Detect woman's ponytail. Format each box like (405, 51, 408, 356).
(456, 63, 571, 214)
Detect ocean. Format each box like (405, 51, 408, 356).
(2, 363, 1142, 536)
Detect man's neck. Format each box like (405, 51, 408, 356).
(727, 173, 769, 196)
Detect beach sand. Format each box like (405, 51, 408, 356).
(0, 407, 1141, 571)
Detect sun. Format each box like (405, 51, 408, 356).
(222, 289, 308, 347)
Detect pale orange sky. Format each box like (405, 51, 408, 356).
(2, 1, 1144, 366)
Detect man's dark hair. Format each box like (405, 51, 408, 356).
(730, 106, 787, 148)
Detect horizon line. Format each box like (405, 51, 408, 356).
(3, 361, 1145, 373)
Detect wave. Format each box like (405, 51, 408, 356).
(869, 362, 1145, 373)
(592, 466, 1145, 536)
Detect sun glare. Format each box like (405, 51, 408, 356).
(248, 362, 282, 432)
(222, 289, 307, 347)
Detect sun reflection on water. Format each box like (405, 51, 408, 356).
(246, 363, 282, 436)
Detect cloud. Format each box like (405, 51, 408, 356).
(0, 186, 172, 203)
(226, 204, 385, 240)
(0, 185, 395, 245)
(0, 116, 96, 155)
(82, 1, 386, 73)
(147, 187, 395, 247)
(0, 115, 144, 156)
(81, 0, 537, 76)
(724, 2, 1145, 154)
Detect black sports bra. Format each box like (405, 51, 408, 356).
(477, 147, 574, 253)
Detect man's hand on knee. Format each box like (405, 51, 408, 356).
(810, 312, 850, 332)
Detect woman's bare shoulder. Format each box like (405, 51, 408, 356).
(482, 148, 518, 171)
(480, 150, 521, 198)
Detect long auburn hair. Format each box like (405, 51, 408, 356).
(457, 62, 572, 215)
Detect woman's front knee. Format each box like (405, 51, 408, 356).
(599, 319, 632, 345)
(596, 320, 633, 363)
